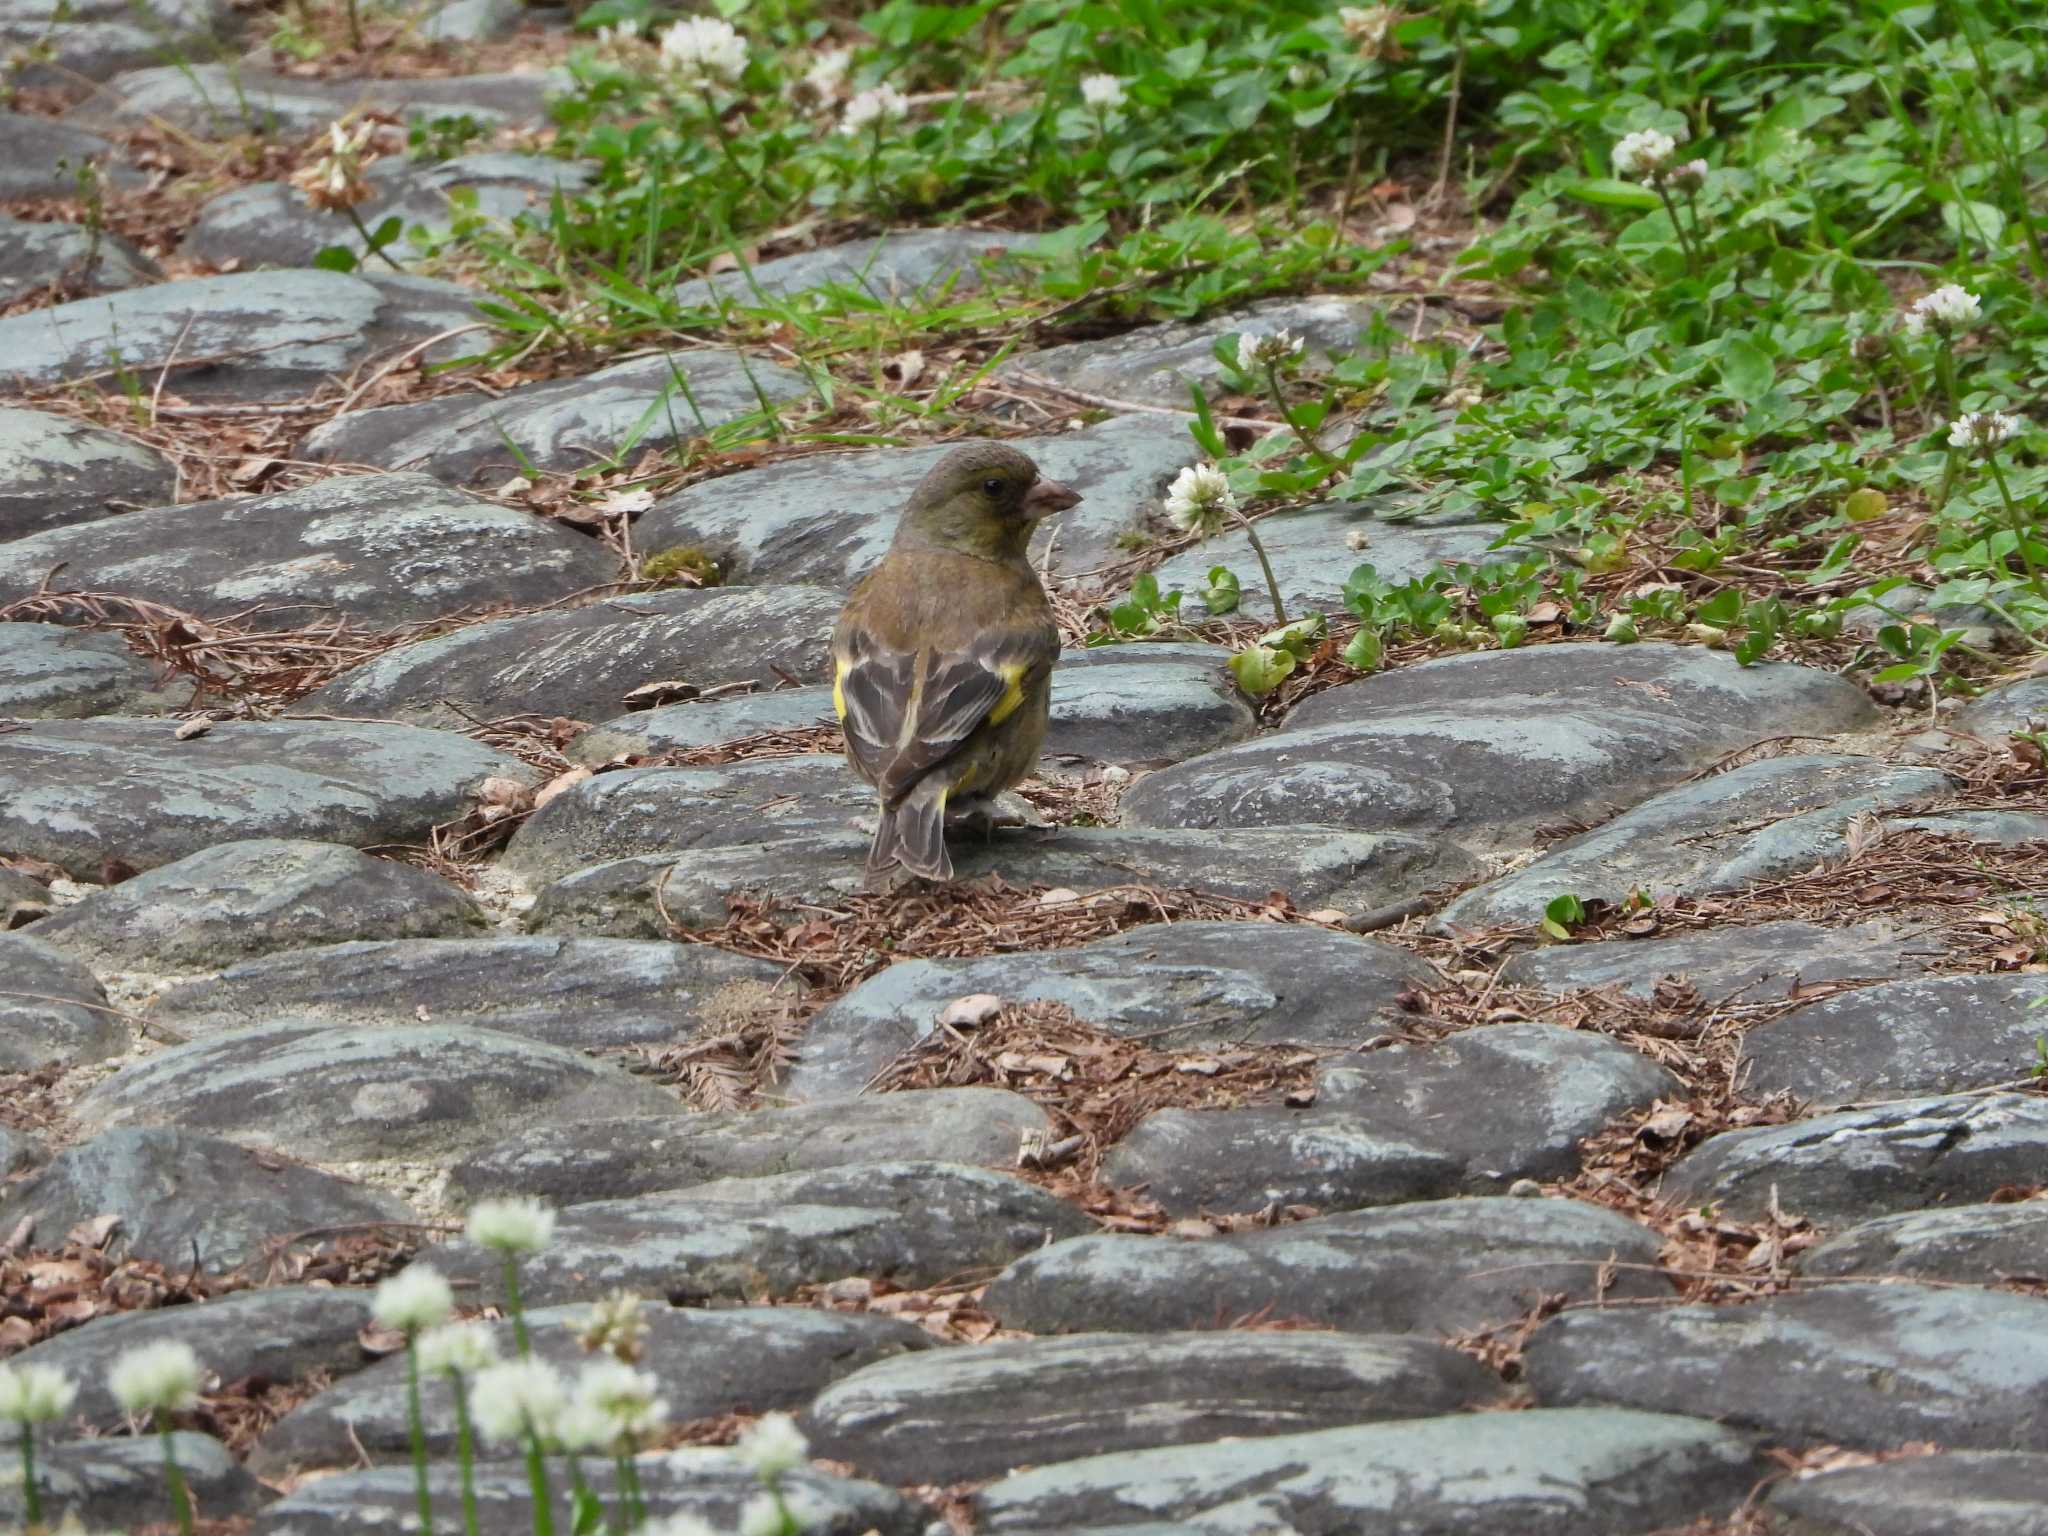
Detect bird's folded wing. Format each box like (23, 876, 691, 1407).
(836, 634, 1042, 805)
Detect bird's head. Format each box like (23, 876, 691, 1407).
(892, 442, 1081, 563)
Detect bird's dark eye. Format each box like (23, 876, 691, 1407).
(983, 476, 1004, 495)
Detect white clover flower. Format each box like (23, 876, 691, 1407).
(594, 18, 641, 51)
(737, 1411, 810, 1479)
(1080, 73, 1126, 111)
(574, 1290, 648, 1363)
(659, 15, 749, 87)
(470, 1358, 567, 1445)
(841, 83, 909, 133)
(1902, 283, 1982, 337)
(1947, 411, 2025, 451)
(0, 1362, 77, 1424)
(108, 1341, 203, 1416)
(798, 47, 851, 99)
(1612, 128, 1678, 180)
(557, 1358, 668, 1451)
(1338, 5, 1399, 58)
(636, 1519, 722, 1536)
(737, 1493, 787, 1536)
(1163, 463, 1240, 539)
(1235, 329, 1304, 372)
(372, 1264, 454, 1334)
(416, 1322, 499, 1379)
(1667, 157, 1709, 190)
(465, 1197, 556, 1255)
(552, 1396, 623, 1454)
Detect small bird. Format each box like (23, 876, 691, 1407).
(833, 442, 1079, 881)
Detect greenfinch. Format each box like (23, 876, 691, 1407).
(833, 442, 1079, 881)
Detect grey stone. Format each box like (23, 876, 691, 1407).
(0, 212, 154, 304)
(32, 838, 483, 969)
(435, 1161, 1092, 1308)
(1151, 500, 1509, 623)
(0, 717, 534, 877)
(1437, 755, 1955, 930)
(1766, 1451, 2048, 1536)
(985, 1196, 1671, 1337)
(1956, 675, 2048, 741)
(804, 1331, 1503, 1485)
(568, 684, 839, 762)
(69, 64, 565, 139)
(1799, 1201, 2048, 1284)
(1887, 808, 2048, 845)
(0, 1124, 43, 1173)
(1742, 972, 2048, 1105)
(673, 227, 1032, 309)
(0, 1126, 413, 1275)
(6, 1285, 376, 1429)
(1123, 643, 1880, 847)
(1498, 918, 1936, 1001)
(0, 112, 139, 200)
(530, 824, 1475, 940)
(638, 415, 1199, 583)
(0, 0, 238, 89)
(0, 471, 616, 628)
(295, 585, 838, 727)
(149, 934, 790, 1050)
(0, 931, 124, 1070)
(183, 151, 588, 270)
(253, 1300, 929, 1477)
(1103, 1110, 1463, 1217)
(0, 865, 50, 928)
(411, 0, 526, 41)
(973, 1407, 1759, 1535)
(0, 404, 176, 540)
(4, 1434, 260, 1532)
(785, 922, 1436, 1103)
(449, 1087, 1056, 1206)
(0, 269, 480, 402)
(252, 1455, 921, 1536)
(71, 1018, 679, 1160)
(1006, 294, 1392, 407)
(1524, 1283, 2048, 1451)
(302, 348, 808, 486)
(0, 621, 193, 717)
(1660, 1091, 2048, 1224)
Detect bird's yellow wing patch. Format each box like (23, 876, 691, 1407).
(984, 660, 1031, 727)
(832, 658, 850, 722)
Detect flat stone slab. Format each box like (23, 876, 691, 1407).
(183, 151, 589, 271)
(0, 864, 52, 927)
(6, 1285, 374, 1429)
(149, 934, 789, 1050)
(253, 1300, 929, 1478)
(449, 1087, 1055, 1206)
(1799, 1201, 2048, 1284)
(69, 64, 565, 139)
(0, 1126, 412, 1275)
(0, 269, 480, 402)
(1524, 1283, 2048, 1452)
(303, 349, 809, 487)
(1437, 755, 1954, 930)
(0, 931, 124, 1069)
(72, 1019, 680, 1161)
(254, 1455, 920, 1536)
(784, 922, 1436, 1103)
(296, 585, 839, 728)
(531, 824, 1475, 940)
(0, 1125, 43, 1174)
(972, 1407, 1760, 1535)
(1122, 643, 1879, 847)
(636, 414, 1199, 582)
(0, 717, 534, 877)
(1498, 917, 1934, 1001)
(1, 0, 237, 89)
(1766, 1451, 2048, 1536)
(0, 404, 176, 541)
(5, 1434, 260, 1532)
(1101, 1111, 1462, 1218)
(1661, 1091, 2048, 1224)
(0, 212, 154, 304)
(804, 1331, 1502, 1485)
(984, 1196, 1670, 1336)
(0, 620, 193, 717)
(1955, 676, 2048, 740)
(673, 227, 1032, 309)
(0, 111, 140, 200)
(436, 1161, 1092, 1308)
(0, 471, 616, 629)
(1741, 973, 2048, 1106)
(31, 838, 483, 970)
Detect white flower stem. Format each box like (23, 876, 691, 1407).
(1652, 181, 1700, 275)
(1986, 453, 2044, 594)
(1934, 340, 1960, 420)
(502, 1256, 532, 1356)
(156, 1412, 195, 1536)
(700, 88, 758, 188)
(405, 1340, 435, 1536)
(1234, 510, 1289, 626)
(1262, 362, 1342, 475)
(17, 1424, 40, 1527)
(521, 1426, 556, 1536)
(451, 1372, 482, 1536)
(343, 203, 406, 274)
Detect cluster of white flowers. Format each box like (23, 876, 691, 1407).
(1611, 128, 1677, 180)
(737, 1411, 810, 1478)
(738, 1494, 789, 1536)
(593, 18, 641, 54)
(659, 15, 748, 87)
(1080, 73, 1126, 111)
(1164, 463, 1240, 539)
(1236, 328, 1304, 372)
(1947, 411, 2026, 452)
(555, 1358, 669, 1452)
(0, 1361, 77, 1424)
(108, 1341, 203, 1416)
(291, 117, 377, 212)
(470, 1357, 569, 1445)
(466, 1197, 557, 1254)
(841, 82, 909, 133)
(416, 1321, 500, 1378)
(372, 1264, 455, 1334)
(1666, 157, 1709, 189)
(1902, 283, 1982, 337)
(575, 1289, 648, 1362)
(1338, 5, 1399, 58)
(796, 46, 852, 100)
(637, 1516, 722, 1536)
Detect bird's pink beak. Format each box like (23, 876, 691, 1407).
(1023, 477, 1081, 518)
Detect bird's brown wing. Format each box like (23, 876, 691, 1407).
(835, 630, 1045, 806)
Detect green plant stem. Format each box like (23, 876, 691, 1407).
(1262, 362, 1342, 475)
(344, 0, 363, 52)
(405, 1341, 434, 1536)
(615, 1449, 647, 1529)
(17, 1425, 40, 1528)
(157, 1413, 195, 1536)
(343, 203, 406, 274)
(1933, 338, 1960, 420)
(502, 1256, 531, 1355)
(1652, 180, 1701, 275)
(521, 1428, 556, 1536)
(1233, 511, 1289, 627)
(1986, 453, 2045, 596)
(700, 89, 757, 188)
(450, 1373, 482, 1536)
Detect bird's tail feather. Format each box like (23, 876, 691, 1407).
(869, 779, 953, 881)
